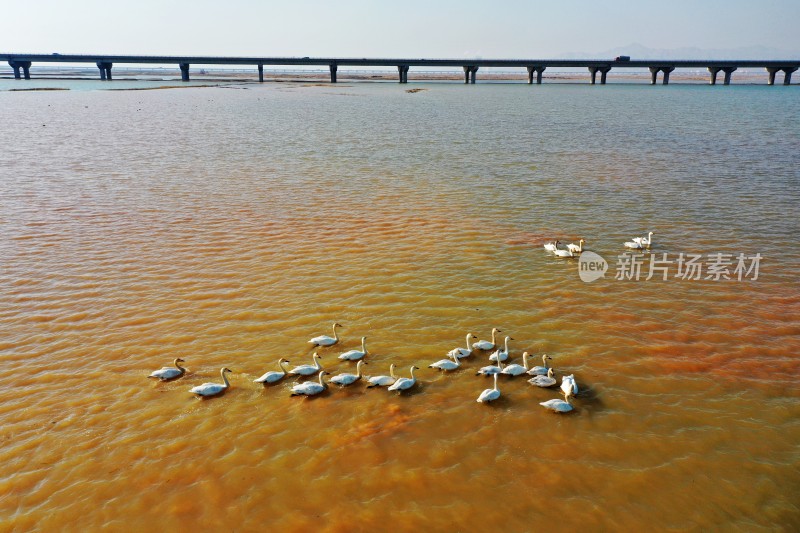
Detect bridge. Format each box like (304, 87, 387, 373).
(2, 54, 799, 85)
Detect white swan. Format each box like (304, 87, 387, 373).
(477, 373, 501, 403)
(633, 231, 654, 247)
(331, 360, 366, 387)
(527, 354, 552, 376)
(489, 336, 513, 363)
(149, 358, 186, 381)
(190, 367, 232, 398)
(553, 247, 576, 258)
(253, 358, 290, 384)
(472, 328, 501, 350)
(366, 364, 396, 388)
(476, 357, 503, 376)
(387, 366, 419, 392)
(288, 353, 323, 376)
(529, 368, 557, 387)
(308, 322, 342, 347)
(338, 336, 368, 361)
(500, 351, 530, 376)
(429, 352, 460, 372)
(566, 239, 585, 254)
(624, 239, 644, 249)
(448, 333, 477, 359)
(290, 370, 329, 397)
(544, 240, 563, 252)
(540, 397, 573, 413)
(561, 374, 579, 400)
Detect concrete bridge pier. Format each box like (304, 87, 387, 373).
(8, 60, 31, 79)
(96, 62, 112, 80)
(766, 67, 779, 85)
(526, 66, 545, 84)
(179, 63, 190, 82)
(783, 67, 797, 85)
(649, 67, 660, 85)
(722, 67, 736, 85)
(588, 66, 611, 84)
(397, 65, 409, 83)
(329, 64, 338, 83)
(463, 66, 478, 84)
(708, 67, 721, 85)
(258, 63, 264, 82)
(661, 66, 675, 84)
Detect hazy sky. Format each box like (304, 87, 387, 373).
(3, 0, 799, 57)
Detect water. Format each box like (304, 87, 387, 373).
(1, 81, 799, 531)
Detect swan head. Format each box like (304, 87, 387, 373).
(505, 336, 513, 342)
(492, 328, 501, 333)
(333, 322, 342, 328)
(279, 357, 289, 363)
(547, 368, 554, 378)
(174, 358, 185, 364)
(222, 367, 232, 374)
(522, 351, 529, 359)
(579, 239, 585, 244)
(542, 354, 551, 363)
(361, 336, 367, 342)
(313, 352, 322, 359)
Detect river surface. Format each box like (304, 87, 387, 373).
(1, 80, 799, 531)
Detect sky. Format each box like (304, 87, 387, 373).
(2, 0, 799, 58)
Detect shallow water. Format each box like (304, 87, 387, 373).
(1, 82, 799, 531)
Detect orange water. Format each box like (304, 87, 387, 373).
(1, 82, 799, 531)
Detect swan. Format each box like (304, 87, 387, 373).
(566, 239, 585, 254)
(429, 352, 460, 372)
(338, 336, 368, 361)
(543, 240, 562, 253)
(500, 351, 530, 376)
(561, 374, 579, 400)
(472, 328, 501, 350)
(529, 368, 557, 387)
(476, 357, 503, 376)
(448, 333, 477, 359)
(553, 247, 576, 258)
(387, 366, 419, 392)
(288, 353, 323, 376)
(366, 364, 396, 388)
(308, 322, 342, 347)
(331, 360, 366, 387)
(253, 358, 290, 384)
(540, 397, 573, 413)
(527, 354, 552, 376)
(489, 336, 513, 363)
(633, 231, 654, 247)
(290, 370, 329, 397)
(624, 239, 644, 249)
(149, 358, 186, 381)
(477, 373, 501, 403)
(189, 367, 232, 398)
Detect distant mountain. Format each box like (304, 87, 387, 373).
(559, 43, 800, 60)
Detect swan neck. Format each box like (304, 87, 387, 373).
(543, 355, 548, 368)
(361, 337, 367, 352)
(221, 369, 230, 388)
(409, 367, 416, 380)
(279, 360, 289, 373)
(175, 359, 186, 372)
(522, 353, 528, 369)
(493, 373, 499, 391)
(504, 337, 510, 351)
(332, 324, 339, 340)
(389, 364, 396, 378)
(356, 361, 363, 378)
(465, 334, 472, 350)
(491, 329, 497, 344)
